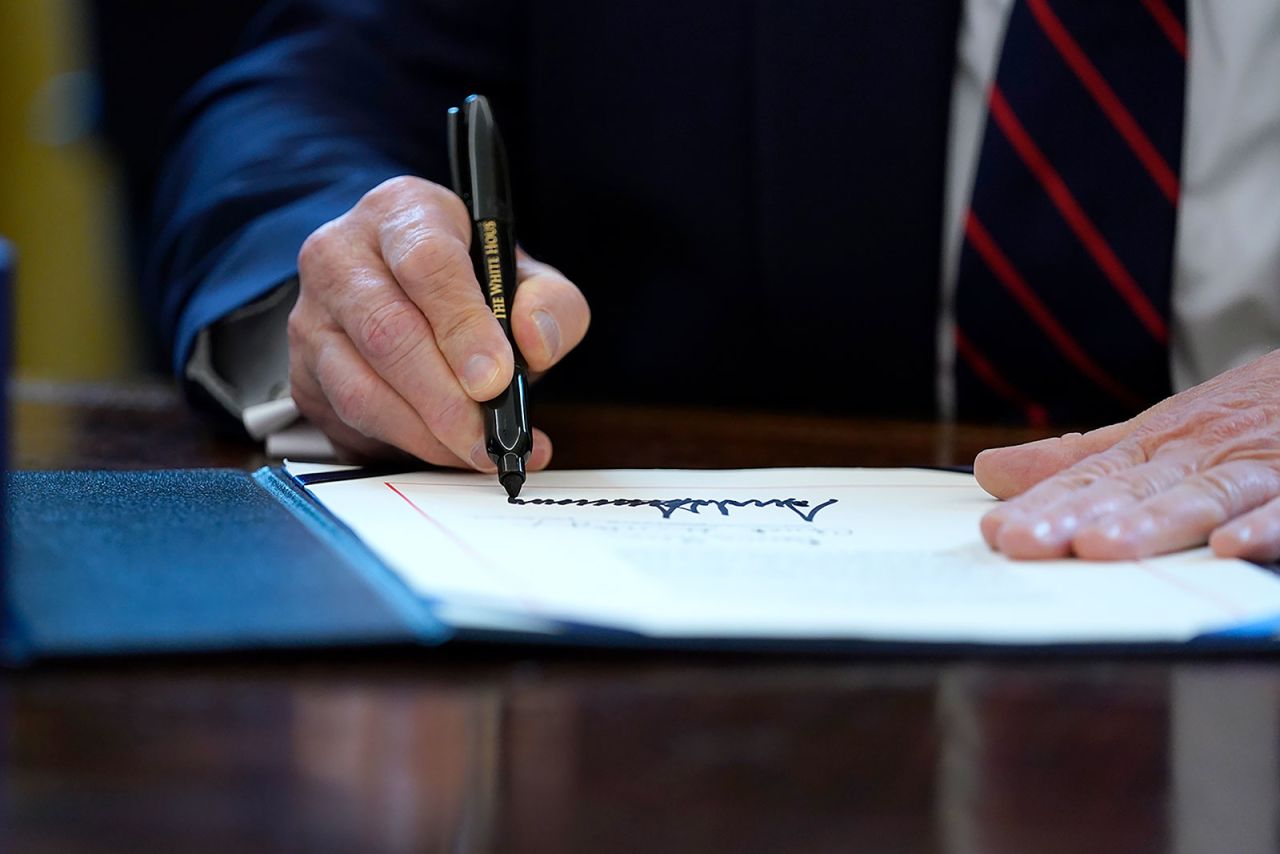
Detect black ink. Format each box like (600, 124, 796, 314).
(507, 496, 838, 523)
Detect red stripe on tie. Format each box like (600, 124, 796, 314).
(964, 211, 1147, 411)
(1139, 0, 1189, 59)
(955, 327, 1049, 427)
(1027, 0, 1180, 204)
(987, 85, 1170, 344)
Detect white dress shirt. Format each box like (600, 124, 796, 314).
(196, 0, 1280, 444)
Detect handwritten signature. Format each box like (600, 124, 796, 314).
(508, 496, 839, 523)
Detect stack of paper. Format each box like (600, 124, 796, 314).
(286, 464, 1280, 646)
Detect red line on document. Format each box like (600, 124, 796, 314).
(384, 481, 542, 613)
(385, 482, 494, 568)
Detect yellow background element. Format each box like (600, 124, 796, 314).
(0, 0, 140, 379)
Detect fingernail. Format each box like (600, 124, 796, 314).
(461, 354, 499, 396)
(532, 309, 561, 360)
(1030, 520, 1053, 544)
(471, 441, 496, 472)
(980, 512, 1006, 549)
(1229, 524, 1252, 544)
(1098, 521, 1126, 542)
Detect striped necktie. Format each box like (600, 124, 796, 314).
(954, 0, 1188, 426)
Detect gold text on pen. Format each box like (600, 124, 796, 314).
(480, 219, 506, 319)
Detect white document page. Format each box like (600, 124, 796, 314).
(285, 464, 1280, 644)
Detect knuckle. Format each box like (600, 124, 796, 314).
(435, 306, 494, 351)
(286, 306, 303, 345)
(1196, 469, 1244, 517)
(1120, 458, 1196, 501)
(1074, 444, 1145, 482)
(1196, 406, 1270, 445)
(1210, 460, 1280, 510)
(1108, 473, 1159, 505)
(1136, 403, 1277, 461)
(357, 299, 426, 367)
(391, 230, 469, 293)
(363, 175, 431, 208)
(284, 313, 303, 353)
(1049, 469, 1103, 494)
(398, 175, 467, 219)
(288, 300, 342, 357)
(1202, 434, 1280, 471)
(286, 304, 311, 347)
(1208, 442, 1280, 469)
(1133, 406, 1183, 439)
(434, 186, 471, 231)
(297, 220, 341, 274)
(362, 176, 466, 233)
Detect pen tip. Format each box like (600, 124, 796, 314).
(501, 472, 524, 499)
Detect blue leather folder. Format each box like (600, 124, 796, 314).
(5, 468, 446, 661)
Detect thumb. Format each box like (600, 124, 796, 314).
(973, 419, 1135, 499)
(511, 251, 590, 373)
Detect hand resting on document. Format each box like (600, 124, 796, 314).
(976, 349, 1280, 561)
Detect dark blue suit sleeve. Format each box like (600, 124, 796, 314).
(144, 0, 522, 380)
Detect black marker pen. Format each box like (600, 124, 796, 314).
(447, 94, 532, 498)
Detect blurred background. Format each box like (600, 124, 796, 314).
(0, 0, 263, 380)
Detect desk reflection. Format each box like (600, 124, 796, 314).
(12, 660, 1277, 852)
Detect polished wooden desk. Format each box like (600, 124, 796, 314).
(7, 381, 1279, 854)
